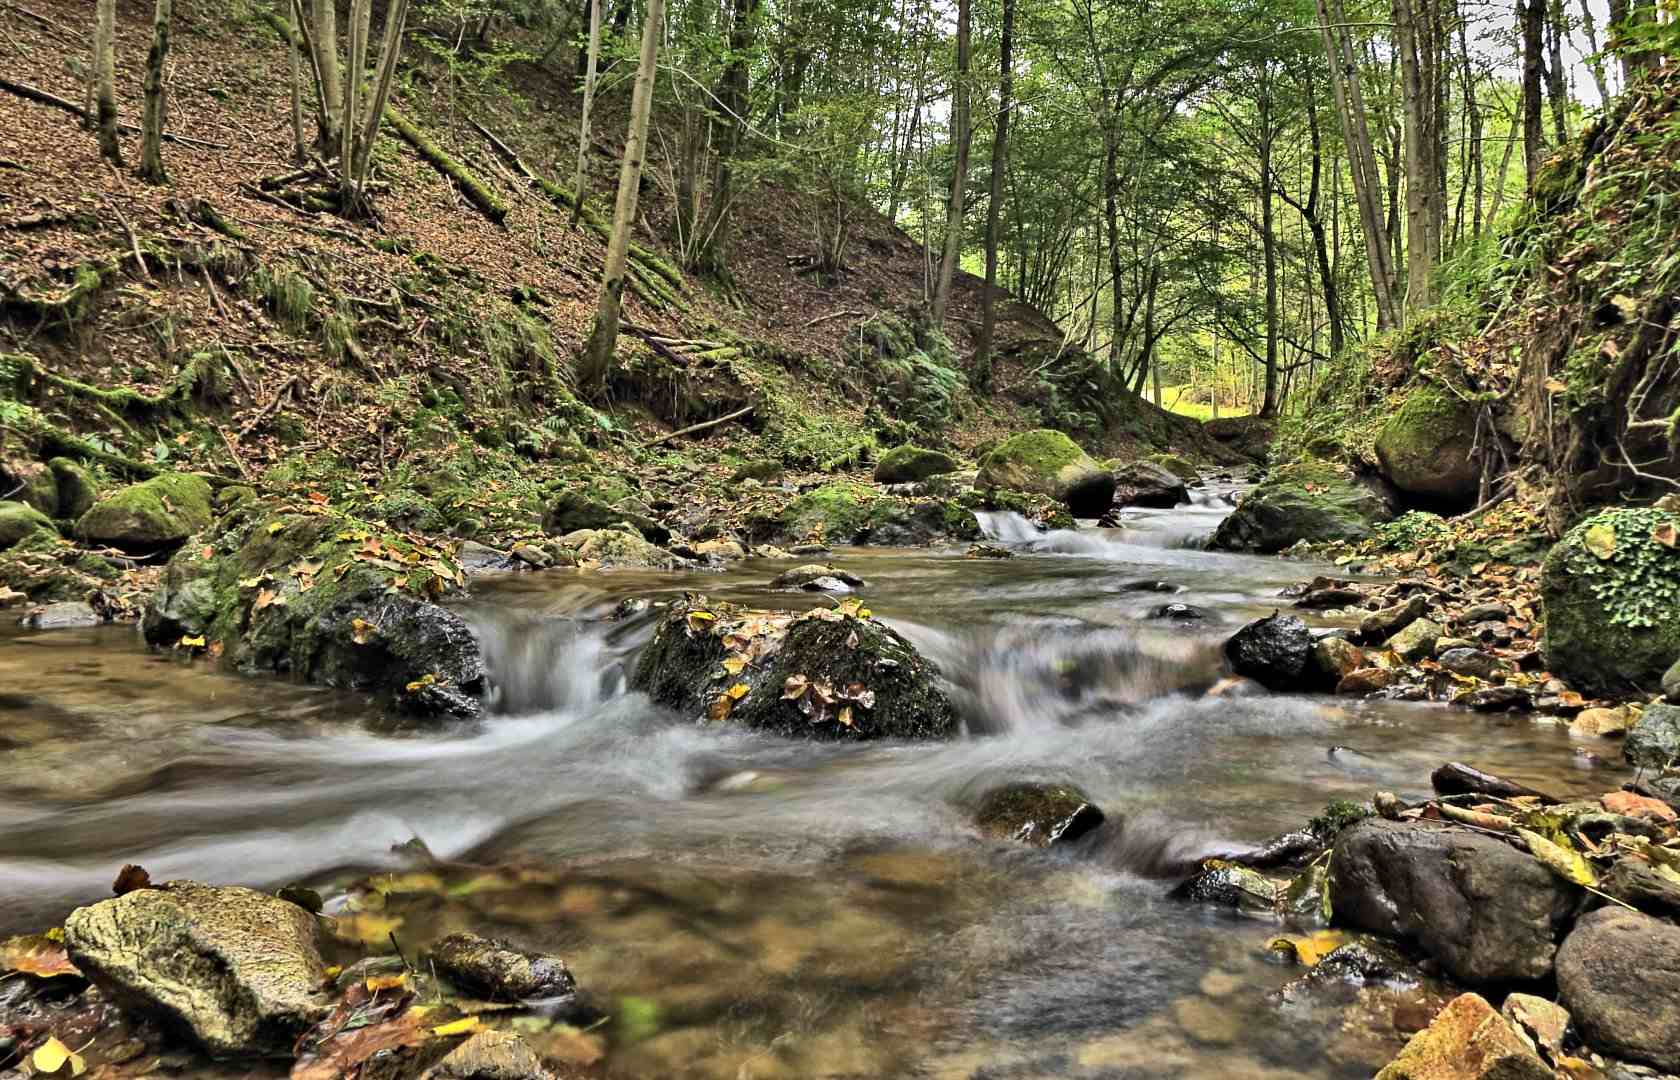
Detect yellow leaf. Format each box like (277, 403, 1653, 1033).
(253, 588, 280, 611)
(177, 634, 206, 649)
(726, 682, 749, 701)
(32, 1036, 84, 1076)
(838, 705, 854, 727)
(782, 674, 809, 700)
(1518, 828, 1598, 887)
(1544, 377, 1568, 394)
(351, 617, 377, 645)
(1583, 523, 1616, 560)
(330, 911, 405, 946)
(405, 673, 437, 693)
(366, 971, 409, 993)
(432, 1017, 481, 1037)
(268, 521, 286, 534)
(707, 694, 735, 722)
(1266, 930, 1349, 967)
(720, 656, 747, 676)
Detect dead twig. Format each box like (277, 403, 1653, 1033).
(805, 309, 865, 329)
(218, 425, 254, 481)
(240, 375, 298, 438)
(644, 405, 755, 448)
(0, 77, 228, 149)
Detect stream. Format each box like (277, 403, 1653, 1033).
(0, 484, 1625, 1078)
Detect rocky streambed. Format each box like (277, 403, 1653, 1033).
(2, 477, 1678, 1080)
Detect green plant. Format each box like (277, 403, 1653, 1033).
(1373, 510, 1454, 551)
(1559, 507, 1680, 630)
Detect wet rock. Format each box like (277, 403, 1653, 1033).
(1460, 601, 1512, 624)
(1571, 706, 1631, 737)
(1122, 579, 1181, 593)
(21, 600, 101, 629)
(48, 457, 99, 520)
(1310, 937, 1419, 984)
(1146, 452, 1200, 482)
(1209, 459, 1393, 553)
(1295, 586, 1366, 610)
(423, 1030, 552, 1080)
(542, 490, 669, 544)
(690, 538, 745, 561)
(1665, 656, 1680, 703)
(1429, 763, 1557, 803)
(769, 564, 866, 591)
(63, 881, 331, 1056)
(1386, 618, 1443, 662)
(1624, 703, 1680, 769)
(1331, 819, 1579, 984)
(430, 932, 575, 1002)
(1600, 857, 1680, 919)
(1467, 620, 1515, 646)
(1171, 863, 1281, 913)
(748, 482, 975, 546)
(1501, 993, 1570, 1062)
(874, 445, 957, 484)
(976, 430, 1114, 516)
(510, 542, 552, 568)
(1437, 648, 1499, 680)
(1224, 613, 1314, 691)
(1111, 460, 1187, 509)
(1360, 595, 1428, 643)
(1459, 685, 1533, 713)
(1337, 667, 1398, 695)
(0, 500, 57, 549)
(1432, 636, 1477, 655)
(457, 541, 516, 574)
(76, 472, 213, 553)
(1541, 508, 1680, 696)
(1372, 992, 1551, 1080)
(630, 596, 958, 740)
(1149, 602, 1206, 622)
(1313, 636, 1367, 685)
(1373, 383, 1482, 511)
(1555, 907, 1680, 1072)
(973, 781, 1106, 847)
(562, 528, 687, 570)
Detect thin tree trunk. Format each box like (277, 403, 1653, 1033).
(572, 0, 603, 223)
(696, 0, 760, 276)
(930, 0, 971, 326)
(315, 0, 342, 151)
(289, 0, 307, 162)
(579, 0, 664, 397)
(94, 0, 122, 165)
(1259, 89, 1279, 417)
(1545, 0, 1569, 144)
(139, 0, 172, 182)
(1577, 0, 1611, 101)
(975, 0, 1013, 390)
(349, 0, 407, 186)
(1394, 0, 1435, 309)
(1521, 0, 1546, 191)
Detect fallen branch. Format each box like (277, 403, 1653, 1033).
(1434, 801, 1516, 833)
(644, 405, 754, 448)
(0, 77, 228, 149)
(240, 375, 298, 438)
(386, 107, 508, 225)
(806, 309, 865, 328)
(218, 425, 254, 481)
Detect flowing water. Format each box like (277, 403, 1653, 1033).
(0, 487, 1623, 1078)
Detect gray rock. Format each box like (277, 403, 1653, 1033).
(770, 564, 866, 591)
(973, 781, 1106, 847)
(430, 932, 575, 1002)
(423, 1030, 552, 1080)
(1331, 819, 1579, 984)
(1601, 857, 1680, 920)
(1460, 685, 1534, 712)
(542, 490, 669, 544)
(873, 445, 957, 484)
(1556, 907, 1680, 1072)
(1386, 617, 1444, 661)
(1665, 656, 1680, 703)
(1625, 703, 1680, 769)
(1224, 613, 1315, 691)
(0, 499, 57, 549)
(1373, 992, 1551, 1080)
(457, 541, 515, 574)
(1437, 647, 1500, 680)
(1171, 865, 1281, 913)
(1149, 602, 1206, 622)
(1461, 601, 1513, 624)
(1360, 595, 1428, 642)
(64, 882, 331, 1056)
(21, 601, 101, 630)
(1111, 460, 1188, 509)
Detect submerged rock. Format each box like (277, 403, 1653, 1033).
(769, 564, 867, 591)
(1224, 613, 1314, 691)
(423, 1030, 552, 1080)
(1555, 907, 1680, 1072)
(64, 881, 331, 1057)
(1210, 459, 1392, 553)
(21, 600, 101, 629)
(1111, 460, 1187, 509)
(973, 782, 1106, 846)
(1373, 993, 1551, 1080)
(1171, 863, 1282, 913)
(1374, 383, 1483, 511)
(630, 596, 957, 740)
(429, 932, 575, 1002)
(76, 472, 213, 553)
(976, 430, 1114, 516)
(873, 445, 957, 484)
(1331, 819, 1578, 985)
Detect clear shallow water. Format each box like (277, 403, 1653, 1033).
(0, 496, 1623, 1078)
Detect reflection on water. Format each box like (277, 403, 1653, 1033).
(0, 496, 1622, 1078)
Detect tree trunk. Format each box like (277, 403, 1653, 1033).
(1521, 0, 1546, 191)
(1578, 0, 1611, 102)
(1545, 0, 1569, 144)
(1259, 97, 1279, 417)
(93, 0, 121, 165)
(695, 0, 761, 276)
(139, 0, 172, 182)
(974, 0, 1013, 390)
(930, 0, 971, 327)
(572, 0, 603, 224)
(289, 0, 307, 162)
(314, 0, 342, 151)
(579, 0, 664, 397)
(1393, 0, 1436, 310)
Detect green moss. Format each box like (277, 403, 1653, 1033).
(75, 472, 213, 551)
(1373, 510, 1453, 551)
(1212, 459, 1391, 553)
(776, 482, 877, 544)
(1307, 799, 1373, 844)
(874, 445, 957, 484)
(981, 430, 1086, 479)
(48, 458, 99, 519)
(1542, 507, 1680, 695)
(1146, 453, 1198, 482)
(0, 500, 56, 549)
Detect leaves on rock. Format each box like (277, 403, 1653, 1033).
(1, 933, 80, 978)
(31, 1036, 86, 1077)
(1583, 522, 1617, 559)
(1517, 828, 1598, 886)
(112, 864, 151, 895)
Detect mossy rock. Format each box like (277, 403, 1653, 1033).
(973, 781, 1107, 847)
(874, 445, 958, 485)
(729, 458, 784, 483)
(1146, 453, 1199, 482)
(2, 459, 59, 516)
(1210, 459, 1392, 553)
(750, 482, 975, 546)
(1541, 506, 1680, 696)
(76, 472, 213, 553)
(48, 457, 98, 520)
(561, 528, 685, 569)
(629, 596, 958, 740)
(543, 490, 669, 544)
(0, 500, 57, 549)
(1374, 384, 1481, 510)
(976, 430, 1114, 516)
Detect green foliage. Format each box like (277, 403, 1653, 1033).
(248, 265, 315, 333)
(1307, 799, 1373, 844)
(1558, 507, 1680, 630)
(1374, 510, 1453, 551)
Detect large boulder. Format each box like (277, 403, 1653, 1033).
(747, 481, 978, 546)
(874, 445, 957, 484)
(1224, 613, 1315, 691)
(63, 882, 331, 1057)
(977, 430, 1114, 516)
(1331, 819, 1579, 984)
(48, 457, 99, 520)
(1110, 460, 1187, 509)
(1541, 507, 1680, 696)
(630, 596, 957, 740)
(1624, 702, 1680, 769)
(1373, 993, 1551, 1080)
(2, 458, 58, 515)
(1210, 460, 1392, 553)
(1555, 907, 1680, 1072)
(0, 499, 55, 549)
(541, 489, 668, 544)
(77, 472, 213, 553)
(1146, 453, 1199, 482)
(1374, 383, 1482, 510)
(561, 528, 686, 569)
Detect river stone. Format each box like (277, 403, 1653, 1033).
(0, 500, 56, 549)
(690, 538, 745, 561)
(76, 472, 213, 553)
(1600, 857, 1680, 920)
(1438, 648, 1501, 680)
(1111, 460, 1187, 509)
(560, 528, 686, 570)
(1624, 703, 1680, 769)
(1146, 452, 1199, 482)
(874, 445, 957, 484)
(1665, 656, 1680, 703)
(1555, 907, 1680, 1072)
(430, 932, 575, 1002)
(1373, 383, 1482, 511)
(1570, 705, 1631, 737)
(730, 458, 784, 483)
(2, 457, 57, 515)
(1209, 460, 1392, 553)
(1224, 613, 1314, 691)
(1312, 637, 1367, 686)
(1330, 819, 1578, 985)
(630, 596, 957, 740)
(423, 1030, 551, 1080)
(770, 564, 866, 591)
(1170, 864, 1281, 913)
(1501, 993, 1570, 1061)
(63, 881, 331, 1056)
(22, 600, 101, 629)
(1337, 667, 1397, 695)
(457, 541, 516, 574)
(48, 457, 99, 520)
(977, 430, 1114, 516)
(973, 781, 1106, 847)
(1386, 617, 1443, 662)
(1360, 595, 1428, 642)
(1373, 993, 1551, 1080)
(542, 490, 669, 544)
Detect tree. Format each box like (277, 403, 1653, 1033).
(1520, 0, 1545, 190)
(571, 0, 603, 224)
(315, 0, 343, 150)
(930, 0, 972, 327)
(975, 0, 1016, 389)
(694, 0, 764, 276)
(1393, 0, 1444, 310)
(139, 0, 173, 183)
(579, 0, 665, 397)
(93, 0, 122, 166)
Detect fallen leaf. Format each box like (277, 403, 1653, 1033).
(351, 617, 377, 645)
(112, 864, 151, 895)
(365, 971, 409, 993)
(837, 705, 854, 727)
(725, 682, 749, 701)
(431, 1017, 481, 1037)
(707, 694, 735, 722)
(177, 634, 206, 649)
(1654, 522, 1677, 549)
(268, 520, 286, 534)
(1266, 930, 1349, 967)
(1, 934, 80, 978)
(1518, 828, 1598, 887)
(720, 656, 747, 676)
(782, 674, 809, 700)
(32, 1036, 85, 1076)
(1583, 523, 1616, 559)
(1544, 377, 1568, 394)
(253, 588, 282, 611)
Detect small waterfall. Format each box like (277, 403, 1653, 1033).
(975, 510, 1046, 543)
(467, 609, 636, 715)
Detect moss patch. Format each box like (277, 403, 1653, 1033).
(0, 500, 57, 549)
(1211, 459, 1392, 553)
(977, 429, 1113, 515)
(874, 445, 958, 484)
(75, 472, 213, 552)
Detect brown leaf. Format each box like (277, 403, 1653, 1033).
(1653, 522, 1677, 549)
(1, 933, 80, 979)
(113, 864, 151, 895)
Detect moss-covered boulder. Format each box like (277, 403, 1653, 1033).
(874, 445, 958, 484)
(748, 482, 978, 546)
(561, 528, 686, 569)
(2, 458, 58, 516)
(48, 457, 98, 520)
(0, 500, 56, 549)
(1210, 459, 1393, 553)
(542, 489, 668, 544)
(1542, 507, 1680, 696)
(77, 472, 213, 553)
(1147, 453, 1199, 482)
(1374, 383, 1482, 510)
(977, 430, 1114, 516)
(730, 458, 784, 483)
(630, 596, 958, 740)
(142, 505, 483, 720)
